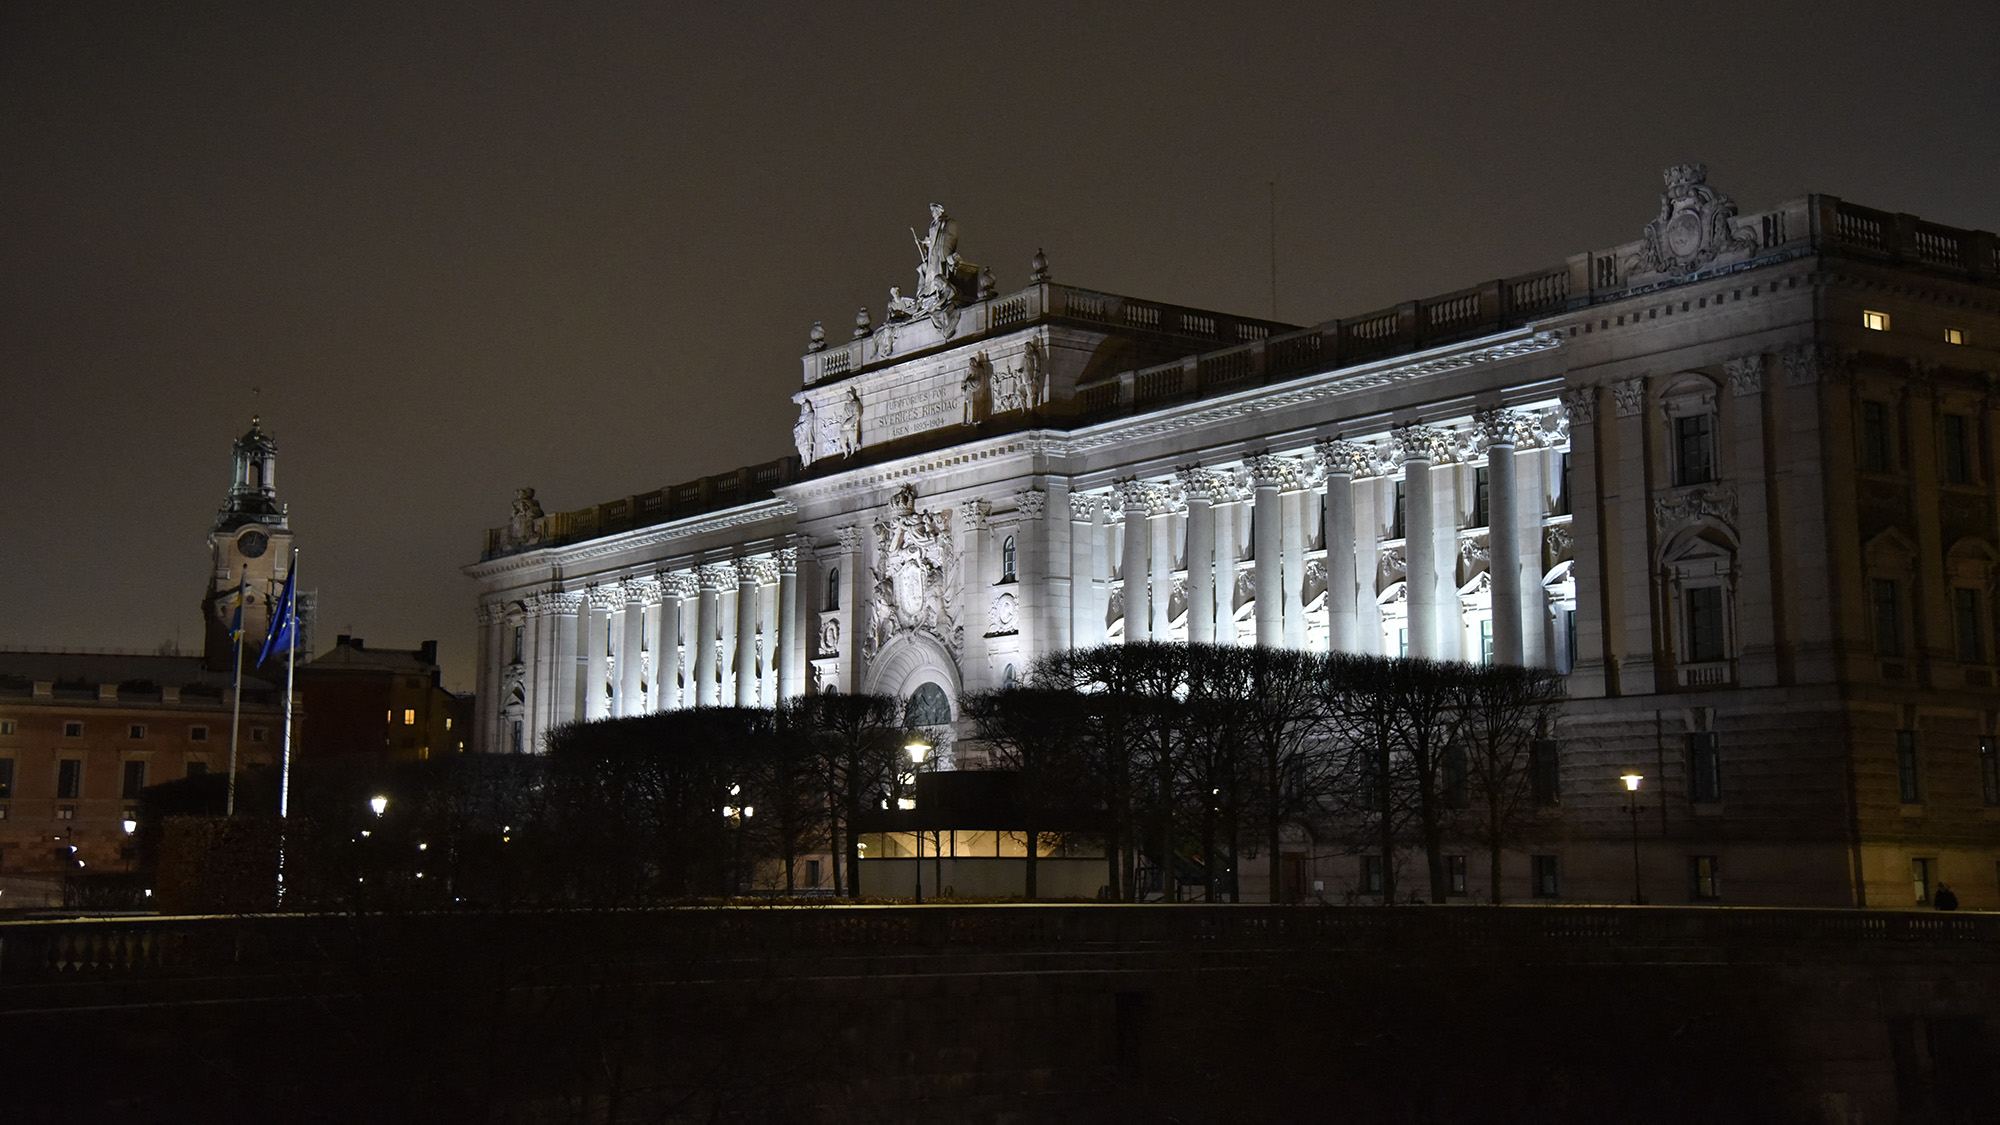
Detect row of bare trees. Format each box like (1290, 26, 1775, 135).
(967, 644, 1565, 903)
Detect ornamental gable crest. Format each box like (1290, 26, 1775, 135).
(1636, 164, 1759, 278)
(866, 485, 963, 656)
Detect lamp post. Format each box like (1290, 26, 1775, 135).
(722, 784, 754, 896)
(1619, 772, 1644, 905)
(369, 795, 388, 818)
(905, 736, 929, 903)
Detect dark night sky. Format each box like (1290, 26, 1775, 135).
(3, 2, 1995, 689)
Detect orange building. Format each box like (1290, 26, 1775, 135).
(296, 636, 470, 761)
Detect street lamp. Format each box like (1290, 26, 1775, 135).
(1619, 772, 1644, 905)
(906, 736, 929, 903)
(369, 795, 388, 817)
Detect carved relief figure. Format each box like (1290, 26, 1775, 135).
(866, 485, 962, 657)
(793, 399, 818, 465)
(837, 388, 862, 457)
(962, 352, 990, 424)
(504, 488, 545, 549)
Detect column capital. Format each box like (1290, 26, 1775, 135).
(477, 601, 507, 626)
(1068, 492, 1099, 522)
(1014, 488, 1047, 520)
(1176, 466, 1229, 501)
(836, 525, 865, 552)
(1560, 386, 1597, 427)
(1612, 377, 1646, 417)
(1392, 424, 1460, 465)
(696, 564, 732, 591)
(1724, 354, 1764, 397)
(584, 584, 622, 610)
(1474, 408, 1531, 450)
(531, 591, 583, 617)
(775, 546, 799, 574)
(1783, 344, 1852, 386)
(1115, 477, 1176, 515)
(958, 498, 992, 529)
(623, 576, 661, 604)
(1246, 453, 1308, 490)
(1314, 439, 1375, 479)
(745, 557, 781, 585)
(660, 571, 698, 599)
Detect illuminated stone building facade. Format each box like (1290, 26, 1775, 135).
(468, 169, 2000, 908)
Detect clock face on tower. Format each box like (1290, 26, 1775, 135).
(237, 529, 269, 559)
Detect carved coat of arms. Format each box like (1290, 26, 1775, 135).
(866, 485, 962, 656)
(1637, 164, 1759, 277)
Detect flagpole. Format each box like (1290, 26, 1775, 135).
(227, 568, 245, 816)
(276, 551, 298, 907)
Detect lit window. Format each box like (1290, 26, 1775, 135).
(1944, 327, 1964, 345)
(403, 709, 416, 726)
(1862, 310, 1890, 331)
(445, 717, 453, 731)
(1690, 856, 1721, 900)
(1897, 731, 1922, 804)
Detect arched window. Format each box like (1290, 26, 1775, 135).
(906, 682, 951, 727)
(1001, 535, 1017, 581)
(826, 566, 840, 610)
(1002, 664, 1017, 688)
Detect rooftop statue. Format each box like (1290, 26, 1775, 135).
(886, 203, 981, 330)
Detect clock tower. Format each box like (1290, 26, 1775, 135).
(202, 416, 299, 671)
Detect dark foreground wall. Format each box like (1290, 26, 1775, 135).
(1, 906, 1994, 1124)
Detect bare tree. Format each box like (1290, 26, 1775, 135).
(1463, 663, 1566, 903)
(782, 694, 901, 898)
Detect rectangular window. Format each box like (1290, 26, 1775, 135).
(1443, 743, 1469, 809)
(1689, 733, 1722, 803)
(511, 720, 524, 755)
(1447, 854, 1467, 896)
(56, 759, 82, 800)
(1863, 309, 1890, 331)
(1558, 609, 1577, 675)
(1941, 414, 1973, 484)
(1861, 402, 1892, 473)
(1360, 855, 1384, 895)
(1531, 855, 1561, 898)
(1478, 619, 1494, 665)
(122, 760, 147, 800)
(403, 709, 416, 726)
(1391, 481, 1406, 540)
(57, 804, 75, 820)
(511, 624, 525, 662)
(63, 722, 83, 738)
(1395, 628, 1409, 660)
(1557, 452, 1572, 516)
(1897, 731, 1922, 804)
(1912, 857, 1934, 904)
(186, 761, 208, 779)
(1685, 586, 1726, 663)
(1979, 737, 1998, 806)
(1944, 327, 1964, 345)
(1873, 579, 1904, 657)
(189, 725, 208, 742)
(806, 858, 822, 886)
(1954, 589, 1985, 664)
(0, 719, 14, 735)
(445, 717, 453, 732)
(1674, 413, 1715, 485)
(1471, 467, 1490, 529)
(128, 724, 146, 740)
(1690, 855, 1721, 901)
(1530, 740, 1560, 806)
(0, 758, 12, 798)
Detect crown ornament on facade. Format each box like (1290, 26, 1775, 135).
(1636, 163, 1759, 278)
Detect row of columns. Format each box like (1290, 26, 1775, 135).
(483, 549, 802, 753)
(1063, 410, 1553, 665)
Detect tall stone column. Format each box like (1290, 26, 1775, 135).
(619, 580, 648, 715)
(1248, 455, 1295, 648)
(1215, 484, 1244, 646)
(1149, 495, 1176, 640)
(1069, 493, 1099, 649)
(583, 592, 612, 721)
(735, 560, 761, 707)
(548, 591, 582, 733)
(1178, 468, 1221, 645)
(775, 547, 799, 703)
(1317, 440, 1371, 653)
(960, 499, 991, 678)
(1397, 425, 1447, 659)
(696, 565, 725, 706)
(659, 573, 691, 710)
(1281, 480, 1308, 649)
(1480, 410, 1525, 665)
(1118, 480, 1153, 643)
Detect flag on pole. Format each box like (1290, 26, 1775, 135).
(258, 565, 298, 667)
